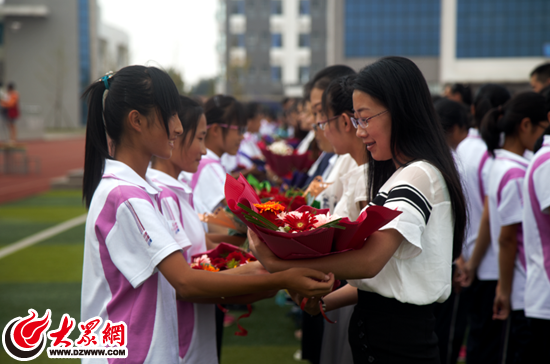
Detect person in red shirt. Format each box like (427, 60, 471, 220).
(1, 82, 20, 143)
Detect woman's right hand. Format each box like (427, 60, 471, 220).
(278, 268, 334, 299)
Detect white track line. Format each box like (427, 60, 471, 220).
(0, 213, 87, 259)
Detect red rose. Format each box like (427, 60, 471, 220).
(226, 251, 246, 264)
(211, 257, 227, 270)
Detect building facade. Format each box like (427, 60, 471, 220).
(217, 0, 326, 100)
(327, 0, 550, 92)
(0, 0, 128, 140)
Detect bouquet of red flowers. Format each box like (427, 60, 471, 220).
(247, 174, 310, 211)
(225, 174, 402, 260)
(190, 243, 256, 336)
(191, 243, 256, 272)
(259, 141, 313, 178)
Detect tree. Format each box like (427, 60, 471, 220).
(166, 67, 185, 94)
(190, 78, 216, 97)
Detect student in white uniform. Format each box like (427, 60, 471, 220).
(221, 102, 263, 174)
(320, 74, 368, 219)
(522, 126, 550, 363)
(250, 57, 467, 364)
(456, 84, 511, 364)
(481, 92, 548, 363)
(189, 95, 245, 216)
(80, 66, 335, 364)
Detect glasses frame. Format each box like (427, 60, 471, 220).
(316, 114, 341, 131)
(351, 110, 389, 129)
(207, 123, 246, 135)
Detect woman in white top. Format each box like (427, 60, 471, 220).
(480, 92, 548, 362)
(522, 127, 550, 363)
(81, 66, 335, 364)
(250, 57, 467, 363)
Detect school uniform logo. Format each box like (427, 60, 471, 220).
(2, 309, 128, 361)
(124, 201, 153, 246)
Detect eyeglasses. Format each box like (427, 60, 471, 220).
(350, 110, 388, 129)
(316, 115, 341, 131)
(207, 123, 246, 135)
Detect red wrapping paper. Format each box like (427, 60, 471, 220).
(259, 145, 313, 177)
(225, 174, 402, 260)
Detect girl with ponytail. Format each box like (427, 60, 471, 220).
(81, 66, 334, 364)
(480, 92, 548, 362)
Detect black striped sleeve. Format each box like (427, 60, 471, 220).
(385, 184, 432, 224)
(369, 191, 388, 207)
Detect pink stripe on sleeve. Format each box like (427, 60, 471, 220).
(528, 151, 550, 283)
(497, 168, 526, 206)
(477, 151, 490, 201)
(95, 185, 158, 364)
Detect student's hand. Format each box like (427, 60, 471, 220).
(287, 289, 322, 316)
(492, 283, 511, 320)
(460, 260, 476, 287)
(279, 268, 334, 299)
(248, 229, 281, 272)
(453, 255, 466, 293)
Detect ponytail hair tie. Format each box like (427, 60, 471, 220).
(99, 71, 114, 90)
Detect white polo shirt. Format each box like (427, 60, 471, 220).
(188, 149, 227, 215)
(523, 135, 550, 320)
(349, 161, 453, 305)
(147, 168, 218, 364)
(81, 159, 185, 364)
(487, 149, 529, 311)
(333, 163, 368, 221)
(455, 128, 496, 270)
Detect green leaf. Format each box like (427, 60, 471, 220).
(317, 218, 346, 230)
(310, 200, 321, 209)
(237, 203, 279, 230)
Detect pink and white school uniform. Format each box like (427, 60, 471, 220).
(455, 128, 496, 270)
(188, 149, 227, 215)
(487, 149, 529, 311)
(81, 159, 190, 364)
(221, 132, 262, 172)
(147, 168, 218, 364)
(523, 135, 550, 320)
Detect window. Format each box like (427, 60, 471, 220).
(271, 0, 282, 15)
(344, 0, 440, 57)
(456, 0, 550, 58)
(299, 0, 310, 15)
(271, 66, 282, 83)
(299, 33, 310, 48)
(272, 33, 283, 48)
(231, 0, 245, 15)
(232, 34, 245, 48)
(299, 66, 310, 84)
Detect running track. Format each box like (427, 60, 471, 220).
(0, 137, 85, 204)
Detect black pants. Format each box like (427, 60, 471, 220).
(434, 272, 474, 364)
(466, 279, 503, 364)
(302, 309, 324, 364)
(503, 310, 531, 364)
(522, 317, 550, 363)
(348, 290, 440, 364)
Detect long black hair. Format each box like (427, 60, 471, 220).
(480, 92, 547, 156)
(178, 95, 204, 147)
(534, 87, 550, 152)
(353, 56, 467, 261)
(472, 84, 511, 129)
(434, 98, 469, 135)
(82, 65, 180, 208)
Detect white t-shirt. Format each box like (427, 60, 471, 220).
(333, 163, 368, 221)
(348, 161, 453, 305)
(188, 149, 227, 215)
(306, 152, 337, 181)
(487, 149, 529, 311)
(455, 128, 495, 267)
(316, 154, 358, 213)
(147, 168, 218, 364)
(523, 135, 550, 320)
(81, 159, 186, 364)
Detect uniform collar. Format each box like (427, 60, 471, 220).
(147, 168, 192, 194)
(205, 149, 222, 161)
(494, 149, 529, 167)
(543, 135, 550, 147)
(103, 159, 161, 195)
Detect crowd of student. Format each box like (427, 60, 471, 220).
(79, 58, 550, 364)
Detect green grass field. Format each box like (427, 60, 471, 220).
(0, 191, 303, 364)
